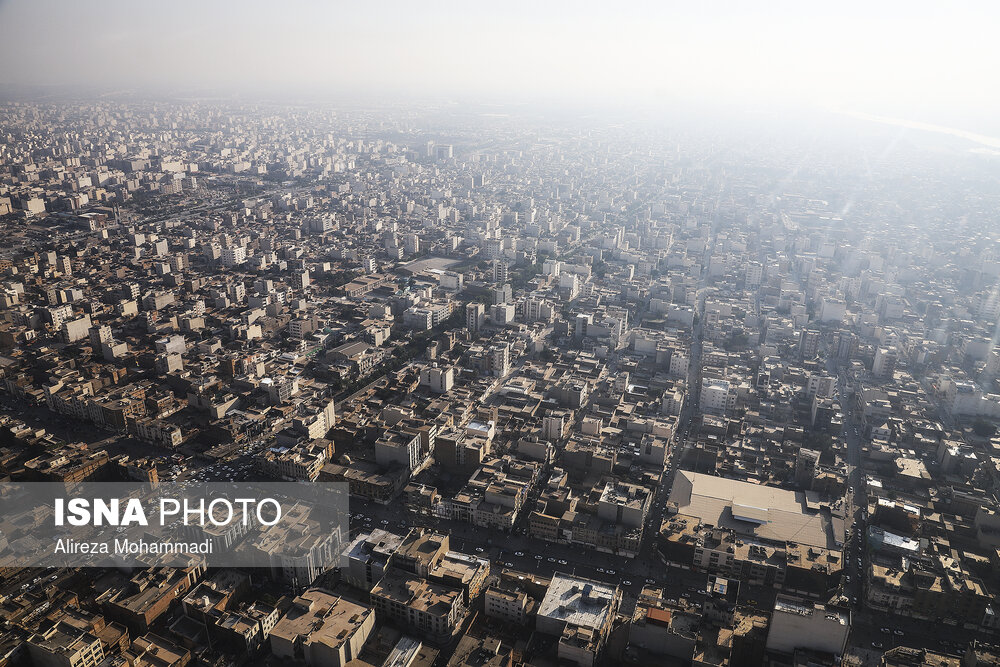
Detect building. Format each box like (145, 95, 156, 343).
(61, 314, 92, 343)
(598, 481, 651, 528)
(26, 622, 105, 667)
(873, 347, 898, 379)
(765, 595, 849, 658)
(440, 456, 538, 531)
(419, 365, 454, 393)
(221, 245, 246, 266)
(123, 634, 191, 667)
(342, 273, 393, 298)
(447, 633, 513, 667)
(466, 302, 485, 335)
(536, 573, 620, 667)
(270, 589, 375, 667)
(485, 585, 532, 625)
(794, 449, 820, 489)
(375, 430, 423, 474)
(342, 528, 407, 591)
(819, 298, 846, 323)
(256, 441, 328, 481)
(627, 587, 700, 661)
(492, 261, 509, 284)
(370, 569, 467, 644)
(700, 379, 734, 415)
(100, 566, 204, 635)
(250, 502, 342, 585)
(667, 471, 834, 550)
(487, 343, 510, 376)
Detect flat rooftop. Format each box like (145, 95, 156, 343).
(537, 572, 617, 632)
(773, 597, 848, 626)
(399, 255, 462, 275)
(271, 589, 372, 650)
(668, 470, 832, 548)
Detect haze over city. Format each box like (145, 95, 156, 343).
(3, 0, 1000, 131)
(1, 2, 1000, 667)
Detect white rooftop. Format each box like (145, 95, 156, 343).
(537, 573, 616, 631)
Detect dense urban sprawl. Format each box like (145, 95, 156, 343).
(0, 101, 999, 666)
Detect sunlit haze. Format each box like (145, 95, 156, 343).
(2, 0, 999, 130)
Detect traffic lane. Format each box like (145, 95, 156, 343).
(848, 604, 982, 655)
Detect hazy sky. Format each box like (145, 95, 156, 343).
(1, 0, 998, 128)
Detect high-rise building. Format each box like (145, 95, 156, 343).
(492, 260, 508, 284)
(794, 449, 820, 489)
(466, 302, 484, 335)
(487, 343, 510, 376)
(799, 329, 820, 360)
(873, 347, 897, 379)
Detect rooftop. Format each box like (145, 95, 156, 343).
(668, 470, 832, 548)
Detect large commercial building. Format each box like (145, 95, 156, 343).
(667, 471, 834, 549)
